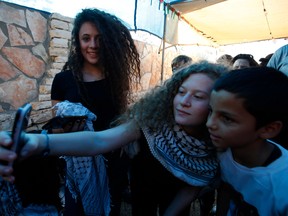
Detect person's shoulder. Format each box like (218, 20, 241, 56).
(55, 70, 73, 78)
(277, 44, 288, 54)
(271, 142, 288, 156)
(53, 70, 75, 82)
(268, 45, 288, 64)
(276, 145, 288, 163)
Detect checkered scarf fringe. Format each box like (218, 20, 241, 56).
(142, 124, 219, 186)
(0, 180, 22, 215)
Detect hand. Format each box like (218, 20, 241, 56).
(0, 131, 40, 182)
(0, 131, 17, 181)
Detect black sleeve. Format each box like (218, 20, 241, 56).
(50, 70, 79, 102)
(51, 72, 65, 101)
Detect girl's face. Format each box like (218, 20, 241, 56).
(173, 73, 214, 135)
(206, 90, 260, 150)
(79, 22, 101, 66)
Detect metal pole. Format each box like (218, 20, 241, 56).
(160, 6, 167, 84)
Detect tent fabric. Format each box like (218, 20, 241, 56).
(165, 0, 288, 46)
(134, 0, 165, 39)
(133, 0, 216, 46)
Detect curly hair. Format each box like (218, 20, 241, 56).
(62, 8, 141, 114)
(115, 60, 229, 129)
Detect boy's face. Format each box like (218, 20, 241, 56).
(206, 90, 261, 149)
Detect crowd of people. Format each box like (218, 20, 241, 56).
(0, 6, 288, 216)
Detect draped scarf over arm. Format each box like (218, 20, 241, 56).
(54, 101, 110, 216)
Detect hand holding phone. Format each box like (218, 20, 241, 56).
(8, 103, 32, 166)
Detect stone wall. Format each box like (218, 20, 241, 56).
(0, 1, 175, 131)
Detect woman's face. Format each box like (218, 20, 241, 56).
(233, 59, 250, 69)
(173, 73, 214, 135)
(79, 22, 101, 66)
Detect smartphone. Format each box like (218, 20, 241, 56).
(8, 103, 32, 166)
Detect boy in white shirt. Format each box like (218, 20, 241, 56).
(207, 67, 288, 215)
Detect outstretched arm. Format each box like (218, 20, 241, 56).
(0, 121, 140, 178)
(33, 121, 140, 156)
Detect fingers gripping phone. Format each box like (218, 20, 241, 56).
(8, 103, 32, 166)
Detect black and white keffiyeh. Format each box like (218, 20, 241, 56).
(54, 101, 110, 216)
(142, 124, 219, 186)
(0, 179, 22, 215)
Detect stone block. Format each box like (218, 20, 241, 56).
(50, 19, 69, 30)
(50, 29, 71, 40)
(39, 85, 51, 94)
(50, 13, 73, 23)
(50, 38, 68, 48)
(49, 47, 69, 57)
(39, 94, 51, 101)
(31, 101, 51, 110)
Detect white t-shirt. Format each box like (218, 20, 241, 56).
(218, 141, 288, 216)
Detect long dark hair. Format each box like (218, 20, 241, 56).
(62, 8, 141, 114)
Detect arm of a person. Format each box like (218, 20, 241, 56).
(163, 185, 201, 216)
(0, 121, 140, 177)
(0, 131, 18, 179)
(26, 121, 141, 157)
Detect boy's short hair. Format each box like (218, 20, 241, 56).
(213, 67, 288, 129)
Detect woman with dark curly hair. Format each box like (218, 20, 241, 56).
(0, 61, 228, 215)
(50, 8, 141, 216)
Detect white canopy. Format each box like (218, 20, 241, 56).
(164, 0, 288, 46)
(6, 0, 288, 46)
